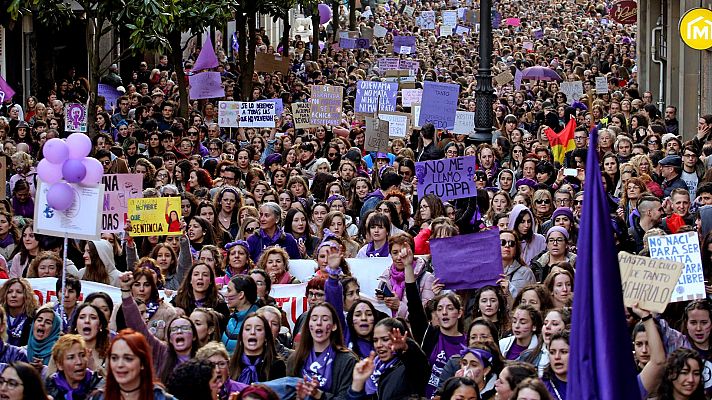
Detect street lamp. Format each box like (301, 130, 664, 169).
(472, 0, 495, 144)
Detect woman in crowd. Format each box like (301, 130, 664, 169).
(119, 272, 199, 383)
(0, 361, 50, 400)
(0, 211, 18, 264)
(499, 229, 536, 298)
(126, 226, 192, 291)
(9, 223, 39, 278)
(71, 303, 110, 375)
(222, 275, 259, 353)
(218, 241, 254, 287)
(499, 305, 543, 363)
(27, 305, 61, 366)
(79, 240, 121, 287)
(0, 278, 37, 346)
(196, 342, 247, 400)
(257, 246, 300, 285)
(214, 186, 242, 239)
(357, 213, 391, 258)
(530, 227, 577, 283)
(543, 270, 573, 309)
(507, 205, 546, 265)
(471, 286, 510, 340)
(284, 208, 320, 258)
(228, 314, 286, 384)
(247, 203, 301, 262)
(45, 334, 104, 400)
(172, 263, 229, 326)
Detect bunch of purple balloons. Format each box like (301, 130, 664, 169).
(36, 133, 103, 211)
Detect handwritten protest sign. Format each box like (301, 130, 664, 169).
(378, 57, 401, 72)
(127, 197, 182, 237)
(310, 85, 343, 126)
(417, 11, 436, 29)
(255, 53, 290, 75)
(292, 102, 314, 129)
(34, 180, 103, 240)
(239, 101, 276, 128)
(618, 252, 684, 313)
(440, 25, 454, 37)
(411, 103, 421, 128)
(218, 101, 240, 127)
(189, 72, 225, 99)
(393, 36, 416, 54)
(400, 60, 420, 75)
(403, 5, 415, 16)
(418, 81, 460, 129)
(364, 117, 390, 152)
(64, 104, 88, 133)
(101, 174, 143, 233)
(453, 111, 476, 135)
(402, 89, 422, 107)
(494, 71, 514, 86)
(648, 232, 706, 302)
(560, 81, 584, 105)
(415, 156, 477, 201)
(442, 10, 457, 26)
(355, 81, 398, 114)
(431, 229, 502, 290)
(374, 24, 388, 37)
(257, 98, 284, 118)
(339, 37, 357, 49)
(595, 76, 609, 94)
(378, 112, 410, 138)
(455, 26, 470, 35)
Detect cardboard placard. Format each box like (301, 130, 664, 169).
(101, 174, 143, 233)
(618, 252, 684, 313)
(453, 111, 476, 135)
(415, 156, 477, 201)
(402, 89, 423, 107)
(292, 102, 314, 129)
(494, 71, 514, 86)
(218, 101, 240, 127)
(595, 76, 609, 94)
(378, 111, 410, 138)
(239, 101, 276, 128)
(310, 85, 343, 126)
(560, 81, 584, 105)
(255, 53, 290, 75)
(648, 232, 706, 302)
(364, 117, 390, 152)
(65, 104, 88, 133)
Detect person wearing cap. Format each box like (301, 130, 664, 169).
(151, 88, 165, 106)
(530, 225, 577, 282)
(363, 150, 395, 170)
(659, 154, 687, 197)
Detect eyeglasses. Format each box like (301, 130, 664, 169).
(574, 199, 583, 205)
(307, 291, 325, 298)
(534, 199, 551, 205)
(100, 159, 111, 166)
(212, 360, 229, 369)
(0, 377, 22, 389)
(647, 140, 659, 145)
(500, 239, 516, 248)
(244, 227, 257, 233)
(169, 325, 192, 334)
(547, 237, 565, 244)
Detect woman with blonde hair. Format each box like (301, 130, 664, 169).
(256, 246, 300, 284)
(26, 251, 62, 278)
(0, 278, 37, 346)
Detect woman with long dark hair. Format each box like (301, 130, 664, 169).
(0, 361, 50, 400)
(71, 303, 111, 376)
(227, 314, 286, 384)
(171, 263, 229, 328)
(222, 275, 259, 353)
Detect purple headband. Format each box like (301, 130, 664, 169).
(326, 194, 347, 206)
(317, 228, 341, 253)
(225, 240, 250, 252)
(459, 345, 493, 368)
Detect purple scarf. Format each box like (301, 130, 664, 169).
(6, 314, 26, 346)
(365, 241, 389, 257)
(302, 345, 335, 391)
(0, 234, 13, 248)
(388, 265, 406, 300)
(52, 369, 93, 400)
(237, 354, 261, 384)
(364, 357, 398, 395)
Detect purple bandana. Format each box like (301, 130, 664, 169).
(365, 357, 398, 395)
(365, 241, 389, 257)
(52, 369, 93, 400)
(302, 345, 335, 391)
(237, 353, 261, 384)
(6, 314, 26, 346)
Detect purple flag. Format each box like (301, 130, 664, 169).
(0, 76, 15, 103)
(431, 229, 501, 290)
(193, 36, 219, 72)
(514, 68, 523, 91)
(567, 130, 641, 399)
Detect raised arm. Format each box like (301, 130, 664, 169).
(634, 305, 667, 395)
(119, 272, 167, 358)
(403, 247, 427, 344)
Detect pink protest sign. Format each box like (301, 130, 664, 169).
(505, 17, 521, 26)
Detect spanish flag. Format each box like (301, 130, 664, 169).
(544, 118, 576, 165)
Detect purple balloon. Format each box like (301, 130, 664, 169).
(43, 138, 69, 164)
(62, 159, 87, 183)
(66, 133, 92, 159)
(318, 3, 332, 25)
(36, 159, 63, 185)
(47, 182, 75, 211)
(81, 157, 104, 185)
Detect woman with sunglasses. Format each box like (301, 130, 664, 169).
(499, 229, 536, 298)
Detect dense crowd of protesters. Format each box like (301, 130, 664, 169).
(0, 0, 710, 399)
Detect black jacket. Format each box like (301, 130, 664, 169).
(288, 349, 358, 399)
(46, 370, 104, 400)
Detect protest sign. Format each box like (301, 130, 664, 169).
(254, 53, 290, 75)
(431, 229, 502, 290)
(257, 98, 284, 117)
(378, 112, 410, 138)
(339, 37, 357, 49)
(533, 28, 544, 39)
(355, 38, 370, 49)
(34, 180, 103, 240)
(98, 84, 121, 111)
(127, 197, 182, 237)
(64, 103, 88, 133)
(374, 24, 388, 37)
(239, 101, 276, 128)
(648, 232, 706, 302)
(505, 17, 521, 26)
(101, 174, 143, 233)
(218, 101, 240, 127)
(440, 25, 454, 37)
(522, 41, 534, 51)
(595, 76, 609, 94)
(453, 111, 476, 135)
(415, 155, 477, 201)
(403, 5, 415, 16)
(355, 81, 399, 114)
(442, 10, 458, 26)
(457, 7, 467, 20)
(514, 68, 524, 91)
(560, 81, 584, 105)
(618, 252, 684, 313)
(393, 36, 416, 54)
(418, 81, 460, 129)
(378, 57, 401, 71)
(364, 117, 390, 152)
(417, 11, 436, 29)
(292, 102, 314, 129)
(411, 103, 422, 129)
(310, 85, 343, 126)
(402, 88, 423, 107)
(189, 72, 225, 99)
(455, 26, 470, 35)
(494, 71, 514, 86)
(400, 60, 420, 75)
(361, 26, 374, 41)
